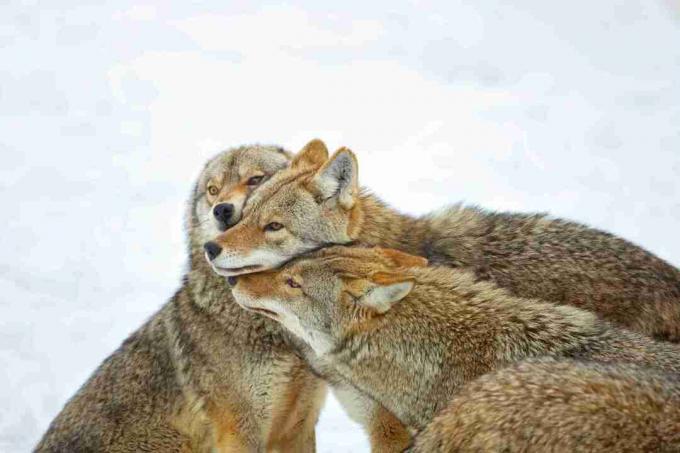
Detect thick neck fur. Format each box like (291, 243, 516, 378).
(351, 191, 423, 254)
(148, 215, 301, 448)
(351, 191, 481, 269)
(180, 201, 289, 348)
(328, 267, 603, 430)
(350, 188, 680, 345)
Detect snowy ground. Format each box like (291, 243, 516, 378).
(1, 1, 679, 451)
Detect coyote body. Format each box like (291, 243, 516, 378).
(210, 139, 680, 341)
(36, 145, 327, 452)
(412, 359, 680, 452)
(230, 246, 680, 433)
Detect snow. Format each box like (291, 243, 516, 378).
(1, 1, 679, 451)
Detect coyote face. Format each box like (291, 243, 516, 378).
(192, 144, 290, 246)
(229, 246, 427, 355)
(204, 139, 362, 276)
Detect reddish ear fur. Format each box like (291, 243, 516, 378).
(369, 271, 414, 286)
(291, 139, 329, 169)
(376, 248, 428, 269)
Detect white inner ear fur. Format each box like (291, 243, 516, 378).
(313, 151, 357, 209)
(358, 281, 414, 314)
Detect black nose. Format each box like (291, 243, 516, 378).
(213, 203, 235, 225)
(227, 276, 238, 287)
(203, 241, 222, 261)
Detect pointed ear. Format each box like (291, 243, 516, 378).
(311, 147, 358, 209)
(355, 272, 414, 314)
(291, 139, 329, 169)
(376, 248, 428, 269)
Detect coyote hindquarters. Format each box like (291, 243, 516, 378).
(412, 359, 680, 453)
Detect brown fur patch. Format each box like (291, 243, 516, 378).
(205, 404, 250, 452)
(377, 248, 428, 269)
(369, 406, 413, 453)
(370, 272, 415, 286)
(214, 222, 267, 253)
(236, 270, 286, 300)
(218, 183, 248, 205)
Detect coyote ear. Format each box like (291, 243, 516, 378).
(376, 248, 428, 269)
(291, 139, 329, 169)
(311, 147, 358, 209)
(355, 272, 414, 314)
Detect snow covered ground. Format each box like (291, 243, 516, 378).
(1, 1, 679, 451)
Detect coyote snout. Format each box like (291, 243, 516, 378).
(212, 202, 235, 230)
(203, 232, 282, 276)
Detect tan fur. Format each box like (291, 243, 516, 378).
(35, 145, 326, 453)
(369, 406, 413, 453)
(205, 404, 250, 452)
(411, 358, 680, 452)
(214, 139, 680, 342)
(231, 245, 680, 435)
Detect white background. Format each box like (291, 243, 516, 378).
(1, 1, 679, 451)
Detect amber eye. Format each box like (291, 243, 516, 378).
(264, 222, 284, 232)
(246, 175, 265, 186)
(207, 185, 219, 196)
(286, 278, 301, 289)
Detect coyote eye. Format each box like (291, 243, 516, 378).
(264, 222, 284, 232)
(246, 175, 265, 186)
(286, 278, 301, 289)
(207, 185, 219, 196)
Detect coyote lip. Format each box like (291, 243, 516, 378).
(245, 306, 279, 318)
(211, 264, 263, 276)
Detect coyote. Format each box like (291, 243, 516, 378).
(412, 359, 680, 452)
(229, 245, 680, 434)
(35, 145, 328, 452)
(206, 139, 680, 341)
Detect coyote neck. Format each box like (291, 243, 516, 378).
(353, 192, 425, 255)
(183, 239, 288, 346)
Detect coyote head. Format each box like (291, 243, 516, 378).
(203, 139, 363, 276)
(229, 246, 427, 354)
(191, 144, 291, 248)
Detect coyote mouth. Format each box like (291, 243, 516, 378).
(212, 264, 263, 276)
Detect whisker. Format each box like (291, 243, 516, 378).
(194, 216, 214, 226)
